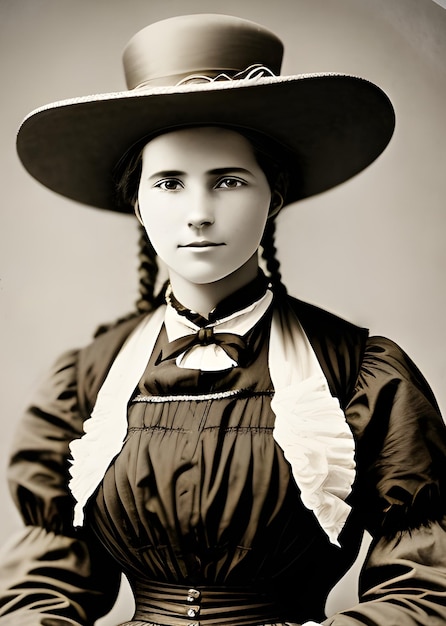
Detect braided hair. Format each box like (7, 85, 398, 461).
(261, 217, 287, 299)
(136, 224, 166, 313)
(113, 140, 165, 314)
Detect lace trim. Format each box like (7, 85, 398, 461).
(132, 390, 274, 403)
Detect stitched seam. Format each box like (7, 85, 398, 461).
(127, 425, 273, 434)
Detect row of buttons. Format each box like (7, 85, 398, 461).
(186, 587, 201, 624)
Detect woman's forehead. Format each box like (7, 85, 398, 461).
(140, 126, 259, 166)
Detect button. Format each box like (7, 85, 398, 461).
(187, 607, 199, 618)
(187, 588, 201, 599)
(187, 623, 199, 626)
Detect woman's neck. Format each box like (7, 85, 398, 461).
(168, 255, 259, 318)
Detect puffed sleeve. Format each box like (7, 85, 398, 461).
(0, 349, 122, 625)
(325, 336, 446, 625)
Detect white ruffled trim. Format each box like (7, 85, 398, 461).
(69, 307, 166, 526)
(269, 303, 355, 546)
(271, 377, 354, 546)
(69, 300, 356, 543)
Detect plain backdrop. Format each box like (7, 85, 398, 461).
(1, 0, 445, 623)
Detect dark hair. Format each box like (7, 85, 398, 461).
(113, 126, 293, 313)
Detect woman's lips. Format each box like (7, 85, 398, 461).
(180, 241, 225, 248)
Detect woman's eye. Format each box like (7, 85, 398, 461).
(216, 177, 245, 189)
(154, 179, 183, 191)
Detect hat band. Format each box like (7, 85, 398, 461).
(134, 64, 276, 89)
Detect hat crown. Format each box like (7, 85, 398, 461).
(123, 14, 284, 89)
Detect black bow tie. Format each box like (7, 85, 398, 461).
(158, 326, 249, 366)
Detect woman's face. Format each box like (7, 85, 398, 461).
(137, 126, 272, 289)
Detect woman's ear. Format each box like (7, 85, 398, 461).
(134, 199, 144, 226)
(268, 190, 284, 219)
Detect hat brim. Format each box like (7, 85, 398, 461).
(16, 73, 395, 213)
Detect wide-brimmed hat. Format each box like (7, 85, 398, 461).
(16, 13, 395, 213)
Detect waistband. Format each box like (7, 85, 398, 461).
(132, 579, 283, 626)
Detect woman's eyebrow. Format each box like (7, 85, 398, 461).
(148, 170, 185, 180)
(148, 167, 253, 180)
(208, 167, 252, 176)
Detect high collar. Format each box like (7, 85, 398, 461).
(166, 271, 270, 327)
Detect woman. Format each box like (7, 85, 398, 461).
(1, 13, 446, 626)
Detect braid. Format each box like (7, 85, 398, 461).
(136, 224, 163, 313)
(113, 145, 165, 312)
(261, 218, 287, 298)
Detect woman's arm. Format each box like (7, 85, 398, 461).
(0, 525, 121, 625)
(324, 336, 446, 625)
(324, 518, 446, 625)
(0, 348, 122, 625)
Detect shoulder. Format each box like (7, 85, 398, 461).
(361, 335, 440, 406)
(287, 295, 369, 353)
(76, 310, 158, 414)
(351, 334, 441, 424)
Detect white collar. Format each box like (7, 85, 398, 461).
(164, 289, 273, 370)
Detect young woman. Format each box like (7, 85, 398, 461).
(1, 13, 446, 626)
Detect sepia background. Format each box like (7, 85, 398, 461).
(1, 0, 446, 623)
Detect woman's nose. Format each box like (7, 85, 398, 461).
(187, 193, 215, 229)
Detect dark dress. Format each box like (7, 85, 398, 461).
(1, 288, 446, 626)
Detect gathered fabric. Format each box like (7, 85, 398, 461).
(69, 295, 355, 544)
